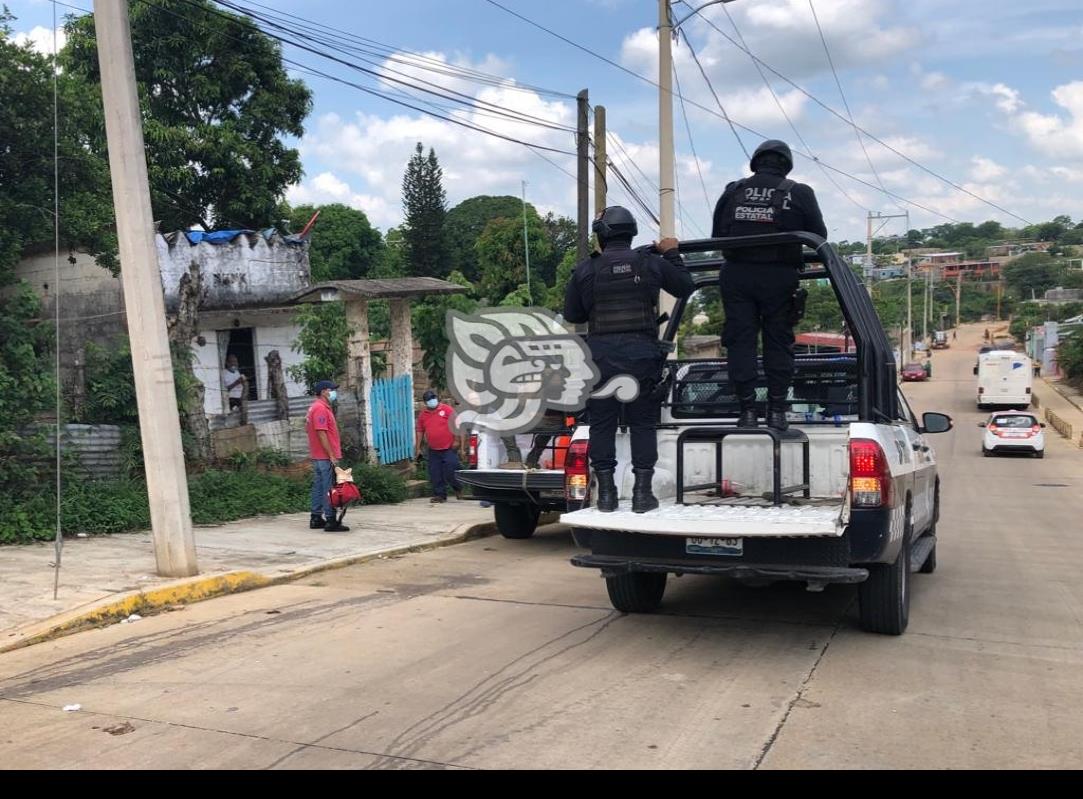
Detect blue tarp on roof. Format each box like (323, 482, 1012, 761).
(182, 229, 307, 245)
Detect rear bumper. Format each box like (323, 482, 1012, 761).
(571, 553, 868, 584)
(456, 469, 567, 509)
(986, 442, 1042, 452)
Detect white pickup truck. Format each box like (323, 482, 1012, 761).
(561, 233, 954, 635)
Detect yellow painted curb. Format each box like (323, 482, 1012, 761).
(1, 520, 502, 654)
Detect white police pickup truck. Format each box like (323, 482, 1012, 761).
(561, 233, 953, 635)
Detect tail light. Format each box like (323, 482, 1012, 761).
(468, 434, 478, 468)
(978, 387, 985, 395)
(1026, 387, 1032, 394)
(565, 439, 590, 501)
(1031, 424, 1041, 434)
(849, 438, 892, 508)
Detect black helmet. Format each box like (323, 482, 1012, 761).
(592, 205, 638, 242)
(750, 139, 793, 174)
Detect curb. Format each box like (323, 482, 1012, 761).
(0, 520, 497, 655)
(1044, 378, 1083, 417)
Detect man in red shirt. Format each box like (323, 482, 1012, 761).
(306, 380, 347, 531)
(416, 388, 464, 504)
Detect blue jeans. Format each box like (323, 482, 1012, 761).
(311, 459, 334, 518)
(428, 448, 462, 498)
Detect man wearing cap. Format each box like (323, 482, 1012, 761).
(306, 380, 348, 531)
(416, 389, 465, 504)
(712, 139, 827, 431)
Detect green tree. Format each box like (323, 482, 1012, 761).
(413, 271, 477, 389)
(444, 195, 524, 282)
(63, 0, 312, 231)
(1002, 254, 1065, 298)
(288, 304, 351, 392)
(287, 203, 384, 281)
(475, 214, 552, 303)
(401, 142, 447, 277)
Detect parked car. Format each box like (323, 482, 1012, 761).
(901, 362, 928, 382)
(980, 411, 1046, 458)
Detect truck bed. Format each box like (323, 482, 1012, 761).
(561, 498, 846, 538)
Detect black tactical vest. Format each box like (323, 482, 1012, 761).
(718, 174, 799, 265)
(589, 249, 658, 335)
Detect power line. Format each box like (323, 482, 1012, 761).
(696, 0, 867, 214)
(147, 0, 577, 157)
(804, 0, 897, 213)
(680, 36, 749, 159)
(235, 0, 577, 100)
(485, 0, 964, 224)
(672, 61, 713, 220)
(208, 0, 576, 135)
(678, 1, 1031, 224)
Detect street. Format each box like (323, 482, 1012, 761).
(2, 327, 1082, 769)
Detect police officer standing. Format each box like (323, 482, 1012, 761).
(564, 206, 695, 514)
(712, 140, 827, 431)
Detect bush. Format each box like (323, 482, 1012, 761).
(1058, 335, 1083, 383)
(0, 460, 409, 543)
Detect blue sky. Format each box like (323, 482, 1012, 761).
(10, 0, 1083, 242)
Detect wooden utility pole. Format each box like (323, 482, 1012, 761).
(576, 89, 590, 262)
(593, 105, 607, 217)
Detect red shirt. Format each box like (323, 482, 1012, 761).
(416, 403, 457, 451)
(306, 397, 341, 460)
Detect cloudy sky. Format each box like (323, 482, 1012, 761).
(10, 0, 1083, 242)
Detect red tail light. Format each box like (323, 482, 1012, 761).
(1031, 424, 1041, 434)
(565, 439, 590, 501)
(850, 438, 892, 508)
(978, 387, 985, 394)
(468, 434, 478, 468)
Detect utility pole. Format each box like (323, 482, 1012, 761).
(955, 270, 963, 329)
(576, 89, 590, 262)
(94, 0, 197, 577)
(521, 180, 532, 305)
(922, 267, 929, 343)
(593, 105, 607, 217)
(866, 212, 875, 292)
(658, 0, 677, 344)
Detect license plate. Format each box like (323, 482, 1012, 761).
(686, 537, 743, 556)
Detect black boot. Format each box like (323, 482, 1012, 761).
(595, 469, 618, 513)
(766, 397, 789, 431)
(737, 395, 758, 428)
(309, 514, 326, 530)
(632, 469, 659, 514)
(324, 518, 351, 532)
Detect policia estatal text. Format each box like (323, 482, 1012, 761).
(564, 207, 695, 514)
(712, 139, 827, 431)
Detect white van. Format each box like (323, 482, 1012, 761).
(976, 351, 1033, 409)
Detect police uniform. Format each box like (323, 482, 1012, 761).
(712, 139, 827, 430)
(564, 207, 695, 513)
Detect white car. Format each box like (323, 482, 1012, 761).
(980, 411, 1046, 458)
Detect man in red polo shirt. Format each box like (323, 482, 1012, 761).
(415, 388, 464, 503)
(306, 379, 347, 531)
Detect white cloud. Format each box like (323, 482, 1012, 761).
(1016, 81, 1083, 159)
(970, 156, 1007, 181)
(920, 71, 949, 91)
(621, 0, 920, 94)
(968, 82, 1024, 113)
(286, 171, 395, 228)
(13, 25, 66, 55)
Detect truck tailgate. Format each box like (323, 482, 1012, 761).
(561, 500, 846, 538)
(458, 469, 565, 497)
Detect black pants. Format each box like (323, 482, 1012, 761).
(720, 264, 799, 399)
(586, 333, 664, 472)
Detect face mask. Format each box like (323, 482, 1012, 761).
(328, 390, 338, 402)
(426, 398, 439, 409)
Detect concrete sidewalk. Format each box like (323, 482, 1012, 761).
(1, 498, 496, 651)
(1033, 376, 1083, 447)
